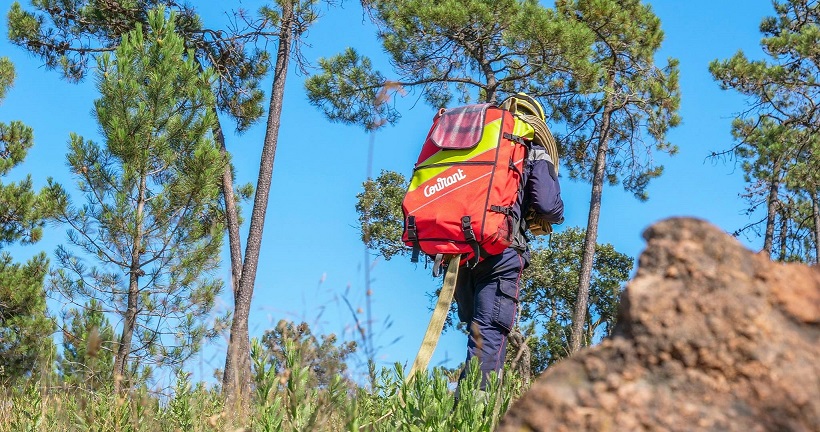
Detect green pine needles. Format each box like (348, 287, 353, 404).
(710, 0, 820, 263)
(0, 56, 62, 384)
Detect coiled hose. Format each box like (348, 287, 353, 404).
(517, 112, 559, 175)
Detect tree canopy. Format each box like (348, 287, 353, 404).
(306, 0, 595, 129)
(710, 0, 819, 263)
(0, 56, 62, 383)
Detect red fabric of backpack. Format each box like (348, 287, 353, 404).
(402, 103, 528, 269)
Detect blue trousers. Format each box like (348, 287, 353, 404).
(454, 247, 526, 389)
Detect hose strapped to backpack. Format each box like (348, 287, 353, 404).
(516, 112, 560, 175)
(499, 96, 562, 236)
(499, 95, 560, 173)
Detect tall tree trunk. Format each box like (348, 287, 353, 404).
(223, 0, 294, 406)
(212, 114, 243, 292)
(763, 159, 782, 256)
(812, 189, 820, 264)
(194, 53, 244, 294)
(778, 206, 788, 261)
(113, 274, 140, 394)
(113, 173, 147, 394)
(569, 78, 615, 355)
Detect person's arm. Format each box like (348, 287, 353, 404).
(526, 144, 564, 223)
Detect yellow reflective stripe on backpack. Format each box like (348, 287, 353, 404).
(407, 118, 502, 193)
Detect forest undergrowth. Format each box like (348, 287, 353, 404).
(0, 338, 526, 432)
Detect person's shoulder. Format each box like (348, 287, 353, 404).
(527, 143, 552, 163)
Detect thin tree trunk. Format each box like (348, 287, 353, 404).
(812, 189, 820, 264)
(223, 0, 294, 406)
(570, 78, 615, 355)
(212, 114, 244, 292)
(113, 275, 139, 393)
(113, 173, 147, 394)
(585, 316, 596, 347)
(548, 298, 563, 360)
(763, 160, 782, 256)
(778, 206, 788, 261)
(194, 53, 244, 294)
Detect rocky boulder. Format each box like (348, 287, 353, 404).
(498, 218, 819, 432)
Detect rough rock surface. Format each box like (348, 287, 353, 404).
(498, 218, 819, 432)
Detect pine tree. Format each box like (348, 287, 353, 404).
(553, 0, 680, 353)
(9, 0, 270, 291)
(47, 8, 226, 392)
(261, 320, 357, 389)
(726, 118, 793, 257)
(0, 254, 53, 383)
(784, 131, 820, 261)
(710, 0, 820, 263)
(355, 170, 410, 260)
(0, 57, 63, 383)
(6, 1, 283, 404)
(7, 1, 342, 405)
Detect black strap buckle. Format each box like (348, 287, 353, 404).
(461, 216, 481, 267)
(407, 216, 421, 263)
(503, 132, 526, 145)
(490, 205, 512, 215)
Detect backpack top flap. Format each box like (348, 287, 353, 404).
(429, 103, 490, 150)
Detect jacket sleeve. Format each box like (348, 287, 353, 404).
(525, 144, 564, 223)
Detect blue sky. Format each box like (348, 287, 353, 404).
(0, 0, 776, 386)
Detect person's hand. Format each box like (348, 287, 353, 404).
(526, 211, 564, 236)
(526, 212, 553, 236)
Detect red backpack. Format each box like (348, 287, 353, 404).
(402, 103, 533, 272)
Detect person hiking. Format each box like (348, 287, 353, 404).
(452, 93, 564, 396)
